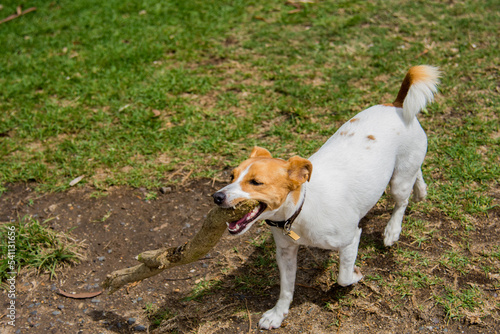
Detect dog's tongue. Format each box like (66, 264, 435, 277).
(227, 215, 248, 234)
(228, 221, 241, 231)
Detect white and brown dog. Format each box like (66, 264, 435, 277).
(213, 65, 440, 329)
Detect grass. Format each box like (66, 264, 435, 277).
(0, 216, 85, 282)
(182, 277, 223, 302)
(0, 0, 499, 328)
(436, 286, 485, 321)
(2, 0, 497, 191)
(145, 303, 176, 328)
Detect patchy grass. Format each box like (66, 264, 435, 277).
(0, 216, 85, 282)
(436, 285, 486, 321)
(0, 0, 499, 329)
(2, 0, 498, 191)
(145, 303, 176, 328)
(182, 278, 223, 302)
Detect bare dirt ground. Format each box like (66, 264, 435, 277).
(0, 180, 498, 334)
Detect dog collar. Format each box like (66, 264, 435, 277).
(265, 188, 306, 240)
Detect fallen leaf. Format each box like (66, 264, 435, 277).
(56, 289, 103, 299)
(69, 175, 84, 187)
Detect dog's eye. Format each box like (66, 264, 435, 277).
(249, 179, 263, 186)
(229, 173, 235, 182)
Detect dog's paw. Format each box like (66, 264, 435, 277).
(353, 266, 363, 283)
(383, 227, 401, 247)
(338, 266, 363, 286)
(413, 181, 427, 202)
(258, 307, 287, 330)
(413, 188, 427, 202)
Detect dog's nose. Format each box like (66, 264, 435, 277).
(212, 192, 226, 205)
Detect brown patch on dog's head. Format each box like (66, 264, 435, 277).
(287, 156, 312, 185)
(249, 146, 272, 159)
(287, 156, 312, 204)
(367, 135, 376, 141)
(349, 118, 359, 123)
(230, 147, 312, 209)
(229, 146, 272, 183)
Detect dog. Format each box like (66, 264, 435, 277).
(212, 65, 440, 329)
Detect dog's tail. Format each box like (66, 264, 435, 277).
(393, 65, 440, 125)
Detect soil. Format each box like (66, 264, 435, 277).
(0, 180, 498, 334)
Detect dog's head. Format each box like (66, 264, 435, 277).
(213, 146, 312, 235)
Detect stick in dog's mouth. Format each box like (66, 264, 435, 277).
(227, 202, 267, 235)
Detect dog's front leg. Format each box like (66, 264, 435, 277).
(259, 240, 299, 330)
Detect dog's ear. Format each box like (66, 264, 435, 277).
(250, 146, 272, 159)
(287, 156, 312, 186)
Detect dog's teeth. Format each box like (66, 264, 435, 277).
(247, 206, 260, 219)
(226, 222, 230, 227)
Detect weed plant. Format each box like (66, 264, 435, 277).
(0, 216, 84, 282)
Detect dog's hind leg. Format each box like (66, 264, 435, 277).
(383, 168, 420, 246)
(337, 227, 363, 286)
(413, 168, 427, 202)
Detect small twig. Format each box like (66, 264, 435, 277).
(0, 6, 36, 25)
(126, 281, 140, 294)
(102, 239, 113, 250)
(181, 169, 194, 185)
(298, 267, 321, 271)
(245, 299, 252, 334)
(416, 49, 429, 59)
(163, 273, 202, 281)
(166, 163, 187, 181)
(296, 283, 321, 291)
(202, 303, 239, 320)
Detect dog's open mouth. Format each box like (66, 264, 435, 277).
(227, 202, 267, 235)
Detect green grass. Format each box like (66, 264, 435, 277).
(182, 278, 223, 302)
(1, 0, 499, 326)
(145, 303, 176, 327)
(400, 217, 436, 247)
(436, 286, 485, 321)
(2, 0, 497, 191)
(0, 216, 85, 282)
